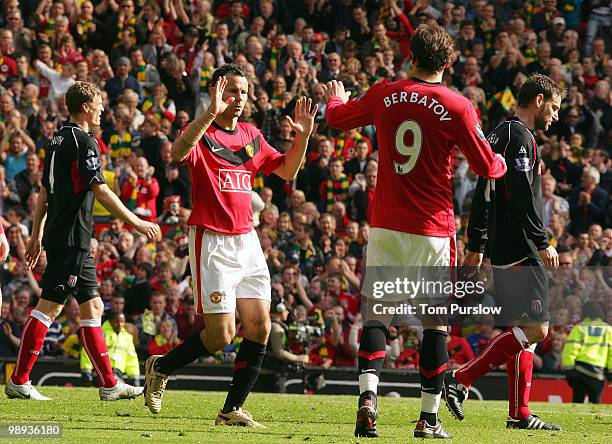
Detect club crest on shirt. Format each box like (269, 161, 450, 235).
(245, 144, 254, 158)
(218, 169, 252, 193)
(210, 291, 223, 304)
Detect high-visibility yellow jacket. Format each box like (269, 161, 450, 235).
(81, 321, 140, 377)
(562, 317, 612, 381)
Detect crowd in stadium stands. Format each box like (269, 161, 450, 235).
(0, 0, 610, 384)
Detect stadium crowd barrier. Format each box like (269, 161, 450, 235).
(1, 358, 610, 404)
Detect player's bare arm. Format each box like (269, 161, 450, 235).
(171, 76, 234, 162)
(25, 185, 48, 269)
(272, 97, 318, 180)
(92, 182, 161, 241)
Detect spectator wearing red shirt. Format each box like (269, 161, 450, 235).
(324, 306, 356, 367)
(331, 202, 351, 237)
(0, 52, 17, 80)
(149, 262, 176, 292)
(147, 319, 183, 356)
(447, 333, 475, 368)
(326, 273, 359, 319)
(351, 163, 377, 223)
(120, 156, 160, 222)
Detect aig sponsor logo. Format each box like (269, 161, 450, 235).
(218, 169, 252, 193)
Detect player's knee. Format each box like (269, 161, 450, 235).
(524, 324, 548, 343)
(205, 324, 235, 350)
(243, 317, 271, 344)
(79, 293, 104, 320)
(219, 330, 236, 349)
(34, 302, 63, 320)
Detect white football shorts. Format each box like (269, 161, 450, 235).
(361, 227, 456, 302)
(189, 227, 271, 314)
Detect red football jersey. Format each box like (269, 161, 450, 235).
(182, 121, 284, 234)
(327, 78, 507, 237)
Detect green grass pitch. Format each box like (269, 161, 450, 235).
(0, 387, 610, 443)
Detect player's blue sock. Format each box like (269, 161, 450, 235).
(222, 339, 266, 413)
(419, 329, 448, 425)
(155, 332, 211, 375)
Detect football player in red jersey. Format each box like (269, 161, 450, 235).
(324, 24, 507, 438)
(143, 64, 318, 427)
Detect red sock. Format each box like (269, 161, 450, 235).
(507, 349, 534, 419)
(80, 322, 117, 389)
(455, 330, 526, 387)
(11, 312, 51, 385)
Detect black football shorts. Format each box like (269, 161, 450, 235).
(492, 257, 550, 325)
(40, 247, 99, 305)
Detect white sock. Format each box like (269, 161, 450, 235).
(421, 391, 441, 414)
(359, 373, 379, 395)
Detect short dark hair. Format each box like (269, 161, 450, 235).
(410, 24, 454, 74)
(210, 63, 246, 87)
(65, 81, 101, 115)
(581, 301, 604, 320)
(517, 74, 566, 107)
(109, 311, 124, 321)
(138, 262, 154, 278)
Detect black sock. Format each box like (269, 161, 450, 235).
(222, 339, 266, 413)
(420, 412, 438, 425)
(358, 321, 387, 407)
(418, 329, 448, 424)
(155, 332, 211, 375)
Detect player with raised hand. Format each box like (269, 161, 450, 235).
(143, 64, 317, 427)
(323, 24, 507, 439)
(444, 74, 564, 431)
(5, 81, 161, 402)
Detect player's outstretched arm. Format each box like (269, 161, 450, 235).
(24, 186, 48, 270)
(456, 106, 507, 179)
(171, 76, 233, 162)
(273, 97, 317, 180)
(92, 182, 162, 241)
(323, 80, 373, 131)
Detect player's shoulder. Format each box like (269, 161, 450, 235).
(58, 123, 90, 144)
(503, 119, 534, 146)
(438, 86, 473, 112)
(362, 78, 393, 97)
